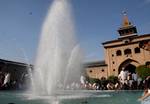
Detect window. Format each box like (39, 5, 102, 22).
(146, 61, 150, 66)
(120, 31, 124, 34)
(89, 70, 92, 73)
(113, 69, 115, 71)
(101, 69, 104, 72)
(112, 61, 115, 64)
(101, 77, 106, 80)
(116, 50, 122, 56)
(129, 29, 133, 33)
(125, 29, 129, 34)
(146, 61, 150, 68)
(124, 49, 132, 55)
(112, 54, 114, 57)
(133, 28, 137, 33)
(135, 47, 140, 53)
(125, 40, 129, 44)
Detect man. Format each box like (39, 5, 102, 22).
(139, 76, 150, 101)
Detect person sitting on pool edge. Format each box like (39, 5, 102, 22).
(138, 76, 150, 101)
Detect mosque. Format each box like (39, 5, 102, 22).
(0, 12, 149, 90)
(85, 13, 150, 79)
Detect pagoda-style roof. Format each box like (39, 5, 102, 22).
(117, 12, 138, 37)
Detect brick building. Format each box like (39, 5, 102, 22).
(86, 13, 150, 79)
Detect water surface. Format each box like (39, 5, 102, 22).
(0, 90, 143, 104)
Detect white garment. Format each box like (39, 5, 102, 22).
(148, 89, 150, 94)
(80, 76, 85, 84)
(129, 80, 133, 87)
(3, 73, 10, 85)
(120, 70, 127, 81)
(132, 73, 138, 81)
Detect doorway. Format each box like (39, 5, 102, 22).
(124, 64, 136, 74)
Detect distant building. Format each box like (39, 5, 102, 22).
(0, 59, 31, 90)
(85, 61, 107, 79)
(86, 13, 150, 79)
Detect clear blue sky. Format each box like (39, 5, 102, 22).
(0, 0, 150, 63)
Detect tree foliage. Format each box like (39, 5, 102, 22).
(88, 78, 100, 84)
(136, 65, 150, 80)
(107, 75, 118, 84)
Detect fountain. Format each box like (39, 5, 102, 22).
(0, 0, 144, 104)
(32, 0, 83, 95)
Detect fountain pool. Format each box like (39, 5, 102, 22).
(0, 90, 143, 104)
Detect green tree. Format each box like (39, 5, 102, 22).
(136, 65, 150, 80)
(107, 75, 118, 84)
(88, 78, 100, 84)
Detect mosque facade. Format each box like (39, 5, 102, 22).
(86, 13, 150, 79)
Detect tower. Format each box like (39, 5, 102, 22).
(118, 12, 137, 38)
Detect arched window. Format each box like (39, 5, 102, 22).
(116, 50, 122, 56)
(101, 69, 104, 72)
(101, 77, 106, 80)
(124, 49, 132, 55)
(146, 61, 150, 68)
(134, 47, 140, 53)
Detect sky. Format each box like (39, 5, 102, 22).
(0, 0, 150, 64)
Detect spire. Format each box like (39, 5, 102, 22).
(122, 11, 131, 27)
(118, 11, 138, 37)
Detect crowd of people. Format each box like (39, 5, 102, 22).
(80, 70, 147, 90)
(106, 71, 144, 90)
(0, 71, 29, 90)
(0, 70, 149, 94)
(80, 75, 108, 90)
(117, 70, 142, 90)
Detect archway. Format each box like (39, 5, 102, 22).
(124, 64, 136, 74)
(118, 59, 139, 74)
